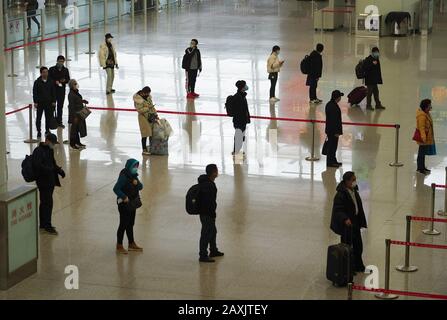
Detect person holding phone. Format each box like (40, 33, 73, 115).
(99, 33, 118, 95)
(267, 45, 284, 103)
(182, 39, 202, 99)
(133, 86, 158, 156)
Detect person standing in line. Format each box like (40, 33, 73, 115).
(68, 79, 89, 150)
(32, 133, 65, 235)
(363, 47, 385, 110)
(133, 86, 158, 156)
(182, 39, 202, 99)
(231, 80, 251, 156)
(325, 90, 344, 168)
(330, 171, 367, 273)
(113, 159, 144, 255)
(24, 0, 40, 31)
(307, 43, 324, 104)
(197, 164, 224, 263)
(416, 99, 435, 175)
(267, 45, 284, 103)
(49, 55, 70, 128)
(33, 66, 56, 139)
(99, 33, 118, 95)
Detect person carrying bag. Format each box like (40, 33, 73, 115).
(414, 99, 435, 175)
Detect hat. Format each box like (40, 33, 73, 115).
(331, 90, 344, 100)
(235, 80, 246, 90)
(46, 133, 59, 144)
(142, 86, 151, 94)
(105, 33, 114, 39)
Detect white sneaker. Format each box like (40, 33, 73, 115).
(142, 150, 151, 156)
(274, 97, 280, 102)
(269, 97, 276, 103)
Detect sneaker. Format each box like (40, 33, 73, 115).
(78, 143, 86, 148)
(192, 92, 200, 97)
(416, 169, 428, 175)
(187, 92, 196, 99)
(58, 124, 65, 129)
(106, 91, 112, 95)
(424, 168, 431, 173)
(269, 97, 277, 103)
(273, 97, 280, 102)
(310, 99, 320, 104)
(70, 145, 80, 151)
(316, 99, 323, 103)
(75, 144, 86, 149)
(327, 163, 341, 168)
(376, 105, 386, 110)
(142, 149, 151, 156)
(199, 257, 215, 263)
(44, 227, 58, 235)
(116, 244, 128, 255)
(128, 242, 143, 252)
(336, 162, 343, 166)
(209, 251, 224, 258)
(366, 105, 374, 110)
(111, 89, 116, 93)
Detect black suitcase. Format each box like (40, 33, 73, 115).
(347, 86, 368, 106)
(326, 239, 354, 287)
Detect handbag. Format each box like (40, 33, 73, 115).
(322, 138, 328, 156)
(128, 196, 142, 211)
(412, 128, 423, 143)
(77, 105, 91, 120)
(147, 113, 158, 124)
(48, 109, 58, 130)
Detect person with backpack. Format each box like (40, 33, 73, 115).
(363, 47, 385, 110)
(306, 43, 324, 104)
(182, 39, 202, 99)
(230, 80, 251, 156)
(267, 45, 284, 103)
(330, 171, 367, 273)
(196, 164, 223, 263)
(133, 86, 158, 156)
(113, 159, 144, 255)
(49, 55, 70, 128)
(33, 66, 56, 139)
(32, 133, 65, 235)
(325, 90, 344, 168)
(99, 33, 118, 95)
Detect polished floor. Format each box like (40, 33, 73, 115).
(1, 0, 447, 299)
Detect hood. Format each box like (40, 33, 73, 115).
(198, 174, 210, 184)
(125, 158, 139, 171)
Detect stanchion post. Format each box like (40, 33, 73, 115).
(305, 120, 320, 162)
(85, 0, 95, 55)
(104, 0, 108, 30)
(57, 4, 62, 54)
(36, 9, 45, 69)
(131, 0, 135, 30)
(23, 11, 28, 47)
(347, 283, 353, 300)
(389, 124, 404, 167)
(64, 34, 71, 62)
(396, 216, 418, 272)
(375, 239, 399, 299)
(321, 10, 324, 34)
(4, 13, 9, 49)
(438, 167, 447, 216)
(7, 49, 18, 77)
(423, 184, 441, 235)
(24, 104, 40, 144)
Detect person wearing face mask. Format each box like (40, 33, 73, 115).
(31, 133, 65, 235)
(182, 39, 202, 99)
(231, 80, 251, 156)
(113, 159, 144, 255)
(330, 171, 367, 273)
(325, 90, 344, 168)
(133, 86, 158, 156)
(33, 66, 56, 138)
(363, 47, 385, 110)
(415, 99, 435, 175)
(99, 33, 118, 95)
(307, 43, 324, 104)
(68, 79, 89, 150)
(267, 45, 284, 103)
(49, 56, 71, 128)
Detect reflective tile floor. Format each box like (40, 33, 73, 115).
(1, 0, 447, 299)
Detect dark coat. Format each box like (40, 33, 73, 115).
(363, 55, 383, 85)
(307, 50, 323, 79)
(325, 99, 343, 136)
(32, 143, 62, 190)
(232, 91, 251, 128)
(68, 89, 87, 137)
(182, 48, 202, 71)
(27, 0, 38, 11)
(330, 182, 367, 236)
(33, 77, 56, 106)
(197, 174, 217, 218)
(48, 65, 70, 90)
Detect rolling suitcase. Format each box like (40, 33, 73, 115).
(326, 228, 354, 287)
(150, 138, 168, 155)
(347, 86, 367, 106)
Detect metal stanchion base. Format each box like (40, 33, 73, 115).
(396, 265, 418, 272)
(437, 210, 447, 217)
(8, 74, 18, 77)
(375, 293, 399, 300)
(85, 51, 95, 55)
(305, 157, 320, 162)
(389, 162, 404, 167)
(422, 229, 441, 235)
(24, 139, 40, 144)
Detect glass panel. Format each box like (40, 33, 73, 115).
(108, 0, 119, 19)
(92, 0, 105, 24)
(43, 10, 59, 37)
(5, 16, 25, 46)
(76, 3, 91, 29)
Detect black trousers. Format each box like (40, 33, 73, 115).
(233, 123, 247, 153)
(417, 145, 426, 171)
(341, 225, 365, 271)
(117, 203, 136, 245)
(326, 134, 339, 165)
(141, 137, 153, 151)
(55, 88, 66, 125)
(269, 73, 278, 98)
(27, 10, 40, 29)
(36, 105, 53, 133)
(187, 69, 199, 93)
(199, 215, 217, 258)
(366, 84, 381, 107)
(308, 77, 318, 100)
(70, 117, 81, 147)
(39, 187, 54, 229)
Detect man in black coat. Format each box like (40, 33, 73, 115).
(49, 55, 70, 128)
(325, 90, 344, 167)
(33, 67, 56, 138)
(330, 171, 367, 272)
(197, 164, 224, 263)
(32, 133, 65, 235)
(306, 43, 324, 104)
(363, 47, 385, 110)
(182, 39, 202, 99)
(232, 80, 251, 156)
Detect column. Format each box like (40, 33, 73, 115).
(0, 4, 7, 188)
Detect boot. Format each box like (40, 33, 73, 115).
(116, 244, 128, 255)
(128, 242, 143, 252)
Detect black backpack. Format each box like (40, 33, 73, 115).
(225, 95, 235, 117)
(300, 55, 311, 75)
(355, 59, 365, 79)
(186, 184, 201, 215)
(21, 155, 35, 183)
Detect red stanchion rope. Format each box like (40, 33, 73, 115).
(5, 105, 30, 116)
(410, 216, 447, 223)
(390, 240, 447, 250)
(322, 9, 353, 13)
(352, 285, 447, 300)
(435, 184, 447, 189)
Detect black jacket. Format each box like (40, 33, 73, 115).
(308, 50, 323, 79)
(232, 91, 251, 127)
(330, 182, 367, 236)
(32, 143, 63, 189)
(182, 48, 202, 71)
(33, 77, 56, 106)
(363, 55, 383, 85)
(68, 89, 84, 123)
(325, 99, 343, 136)
(48, 65, 70, 90)
(197, 175, 217, 218)
(27, 0, 38, 10)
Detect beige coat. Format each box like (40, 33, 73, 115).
(133, 93, 157, 138)
(416, 108, 434, 145)
(267, 53, 282, 73)
(98, 42, 118, 68)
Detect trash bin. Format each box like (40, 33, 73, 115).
(385, 12, 411, 36)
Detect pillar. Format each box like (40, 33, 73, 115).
(0, 4, 7, 188)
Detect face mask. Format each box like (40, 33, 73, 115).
(351, 181, 357, 189)
(48, 143, 55, 150)
(276, 51, 280, 55)
(131, 167, 138, 175)
(57, 62, 64, 68)
(372, 52, 379, 58)
(244, 85, 249, 91)
(107, 39, 112, 44)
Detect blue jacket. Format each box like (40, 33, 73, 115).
(113, 159, 143, 202)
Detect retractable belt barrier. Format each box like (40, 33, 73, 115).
(348, 284, 447, 300)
